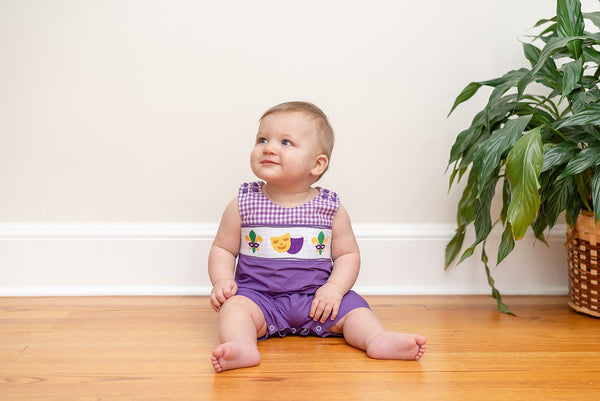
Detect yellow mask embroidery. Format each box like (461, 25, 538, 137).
(271, 233, 291, 253)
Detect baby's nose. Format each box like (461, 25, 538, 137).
(263, 142, 277, 154)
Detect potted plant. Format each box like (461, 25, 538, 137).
(446, 0, 600, 315)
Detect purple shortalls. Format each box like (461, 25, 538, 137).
(234, 181, 369, 340)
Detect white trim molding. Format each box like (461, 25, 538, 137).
(0, 223, 569, 297)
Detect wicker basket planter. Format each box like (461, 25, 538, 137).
(566, 210, 600, 318)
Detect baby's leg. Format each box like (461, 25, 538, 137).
(330, 307, 427, 360)
(211, 295, 267, 373)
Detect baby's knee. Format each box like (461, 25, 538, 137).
(221, 295, 267, 332)
(221, 294, 254, 311)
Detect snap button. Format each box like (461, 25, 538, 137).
(316, 326, 322, 332)
(269, 325, 275, 332)
(300, 328, 310, 336)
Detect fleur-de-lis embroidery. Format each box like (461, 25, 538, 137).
(311, 231, 328, 255)
(245, 230, 262, 253)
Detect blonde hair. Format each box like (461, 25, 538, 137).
(260, 101, 335, 176)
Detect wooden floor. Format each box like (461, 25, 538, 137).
(1, 296, 599, 401)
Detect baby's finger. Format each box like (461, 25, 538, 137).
(209, 295, 221, 312)
(228, 282, 238, 297)
(330, 303, 340, 321)
(311, 301, 324, 321)
(320, 304, 333, 323)
(215, 288, 228, 305)
(309, 298, 319, 319)
(317, 303, 329, 322)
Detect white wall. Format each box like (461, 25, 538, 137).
(2, 0, 595, 296)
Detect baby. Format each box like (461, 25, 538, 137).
(209, 101, 426, 372)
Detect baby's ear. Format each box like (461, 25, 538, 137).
(311, 154, 329, 177)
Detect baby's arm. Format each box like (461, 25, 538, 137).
(310, 203, 360, 323)
(208, 197, 242, 312)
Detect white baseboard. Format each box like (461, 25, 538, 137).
(0, 223, 569, 297)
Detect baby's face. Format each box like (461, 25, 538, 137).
(251, 111, 325, 187)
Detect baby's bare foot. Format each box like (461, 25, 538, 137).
(211, 341, 261, 373)
(366, 331, 427, 360)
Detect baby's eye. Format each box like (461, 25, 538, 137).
(257, 137, 268, 144)
(282, 139, 293, 146)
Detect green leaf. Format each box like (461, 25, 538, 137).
(559, 125, 600, 143)
(497, 223, 516, 265)
(524, 43, 562, 91)
(501, 178, 510, 224)
(541, 141, 580, 172)
(584, 11, 600, 30)
(533, 21, 558, 43)
(559, 142, 600, 178)
(457, 246, 475, 265)
(523, 42, 541, 68)
(445, 227, 465, 268)
(457, 179, 496, 267)
(583, 47, 600, 68)
(591, 166, 600, 222)
(454, 174, 495, 265)
(560, 58, 583, 99)
(506, 127, 544, 239)
(448, 125, 482, 165)
(448, 163, 471, 191)
(517, 71, 533, 99)
(587, 32, 600, 44)
(530, 36, 588, 82)
(448, 69, 533, 118)
(486, 69, 530, 108)
(447, 164, 464, 191)
(557, 103, 600, 129)
(482, 245, 515, 315)
(545, 176, 574, 227)
(557, 0, 584, 58)
(566, 196, 582, 226)
(533, 17, 556, 29)
(532, 209, 549, 245)
(473, 180, 497, 247)
(539, 165, 555, 201)
(473, 115, 532, 192)
(457, 176, 477, 226)
(572, 90, 591, 114)
(448, 82, 482, 117)
(575, 174, 592, 211)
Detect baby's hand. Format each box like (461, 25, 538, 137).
(210, 279, 238, 312)
(310, 283, 345, 324)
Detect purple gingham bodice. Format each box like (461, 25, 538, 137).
(238, 181, 339, 229)
(235, 181, 339, 295)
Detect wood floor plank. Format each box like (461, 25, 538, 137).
(1, 295, 599, 400)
